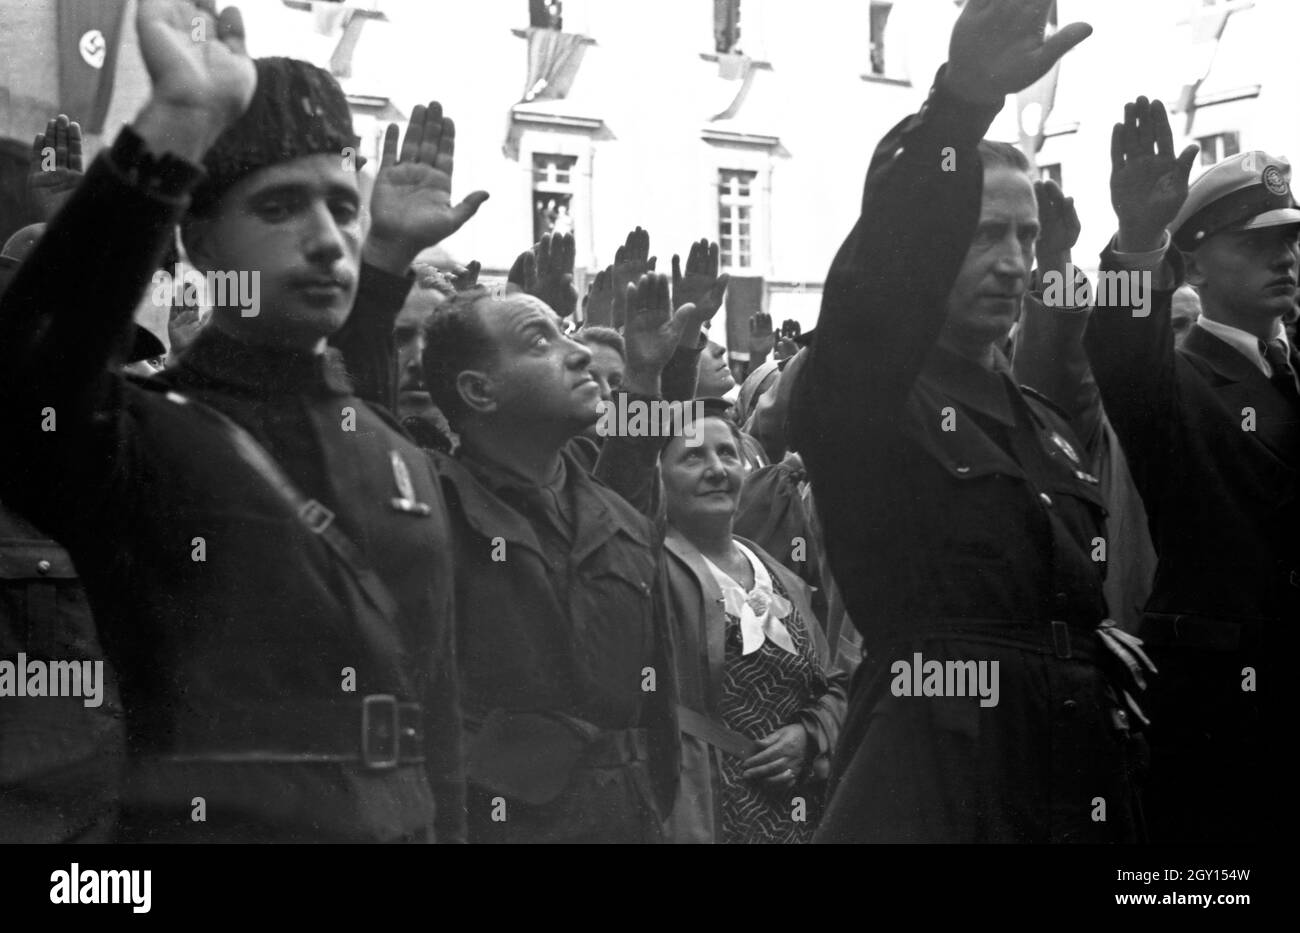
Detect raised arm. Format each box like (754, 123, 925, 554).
(0, 0, 254, 538)
(1083, 96, 1198, 499)
(332, 101, 488, 412)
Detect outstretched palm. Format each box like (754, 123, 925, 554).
(1110, 97, 1198, 249)
(369, 102, 489, 251)
(946, 0, 1092, 103)
(136, 0, 255, 123)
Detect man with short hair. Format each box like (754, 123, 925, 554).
(418, 276, 698, 842)
(1085, 111, 1300, 844)
(793, 0, 1145, 843)
(0, 1, 479, 842)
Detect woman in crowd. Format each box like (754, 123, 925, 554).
(661, 401, 848, 843)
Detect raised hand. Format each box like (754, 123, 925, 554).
(530, 232, 578, 317)
(623, 273, 696, 387)
(1110, 97, 1199, 252)
(671, 238, 729, 346)
(168, 303, 210, 358)
(133, 0, 256, 157)
(28, 115, 83, 221)
(945, 0, 1091, 105)
(748, 311, 775, 361)
(366, 101, 490, 275)
(452, 260, 481, 291)
(584, 266, 615, 327)
(611, 227, 655, 330)
(1034, 178, 1080, 268)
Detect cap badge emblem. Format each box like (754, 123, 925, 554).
(1262, 164, 1289, 197)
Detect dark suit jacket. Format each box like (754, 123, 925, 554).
(1085, 264, 1300, 627)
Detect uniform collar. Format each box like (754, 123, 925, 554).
(919, 342, 1017, 428)
(173, 327, 353, 399)
(1194, 316, 1285, 378)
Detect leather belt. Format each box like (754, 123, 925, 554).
(677, 705, 760, 759)
(147, 694, 425, 770)
(868, 616, 1104, 663)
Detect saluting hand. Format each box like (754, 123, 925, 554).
(134, 0, 256, 158)
(28, 115, 83, 222)
(671, 239, 729, 348)
(1034, 178, 1080, 270)
(611, 227, 656, 330)
(583, 266, 615, 327)
(945, 0, 1091, 105)
(366, 101, 490, 275)
(622, 273, 695, 391)
(1110, 97, 1199, 253)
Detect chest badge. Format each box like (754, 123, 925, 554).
(1049, 431, 1080, 465)
(390, 450, 432, 516)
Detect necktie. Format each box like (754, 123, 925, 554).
(1262, 338, 1300, 404)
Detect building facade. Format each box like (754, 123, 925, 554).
(2, 0, 1295, 349)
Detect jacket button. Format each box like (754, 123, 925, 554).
(1039, 492, 1053, 507)
(1054, 591, 1068, 610)
(1062, 699, 1077, 716)
(954, 464, 970, 475)
(36, 559, 52, 575)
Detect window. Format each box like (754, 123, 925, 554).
(715, 0, 742, 54)
(1196, 131, 1240, 165)
(533, 154, 577, 242)
(718, 169, 757, 270)
(1039, 163, 1062, 187)
(529, 0, 562, 31)
(869, 2, 892, 76)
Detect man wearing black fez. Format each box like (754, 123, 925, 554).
(1085, 102, 1300, 844)
(0, 0, 484, 842)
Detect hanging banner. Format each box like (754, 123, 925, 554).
(57, 0, 129, 133)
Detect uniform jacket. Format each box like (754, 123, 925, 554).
(432, 446, 680, 842)
(0, 503, 124, 842)
(0, 131, 465, 843)
(1084, 252, 1299, 844)
(1086, 284, 1300, 625)
(790, 73, 1141, 843)
(661, 528, 848, 843)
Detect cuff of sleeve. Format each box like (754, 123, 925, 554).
(1108, 231, 1171, 271)
(917, 65, 1005, 149)
(1104, 232, 1184, 290)
(108, 125, 205, 204)
(355, 262, 415, 318)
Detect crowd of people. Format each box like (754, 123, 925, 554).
(0, 0, 1293, 844)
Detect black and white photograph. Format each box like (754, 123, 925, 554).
(0, 0, 1289, 913)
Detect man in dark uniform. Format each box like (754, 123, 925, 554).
(792, 0, 1148, 842)
(0, 1, 473, 842)
(1085, 104, 1300, 844)
(414, 275, 697, 843)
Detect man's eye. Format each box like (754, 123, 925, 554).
(608, 375, 624, 389)
(532, 333, 551, 347)
(332, 200, 359, 224)
(257, 201, 291, 222)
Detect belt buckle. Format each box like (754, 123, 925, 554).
(299, 499, 335, 534)
(361, 694, 400, 770)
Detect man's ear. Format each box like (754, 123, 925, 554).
(457, 369, 498, 416)
(1184, 250, 1207, 288)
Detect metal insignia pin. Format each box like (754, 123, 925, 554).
(1049, 431, 1080, 464)
(390, 450, 416, 502)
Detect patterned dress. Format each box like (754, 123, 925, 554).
(710, 554, 827, 844)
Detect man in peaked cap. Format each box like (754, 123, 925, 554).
(0, 0, 486, 842)
(1085, 97, 1300, 844)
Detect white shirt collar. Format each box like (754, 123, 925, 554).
(1194, 316, 1288, 378)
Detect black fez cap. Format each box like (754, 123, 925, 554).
(189, 56, 362, 215)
